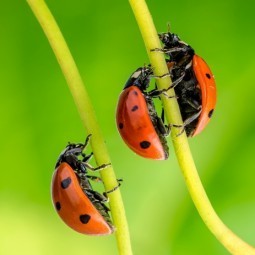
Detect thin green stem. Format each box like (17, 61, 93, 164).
(26, 1, 132, 254)
(129, 0, 255, 254)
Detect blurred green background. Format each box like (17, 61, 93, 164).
(1, 0, 255, 254)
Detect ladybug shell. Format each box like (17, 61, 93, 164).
(51, 162, 113, 235)
(116, 86, 168, 160)
(192, 55, 217, 136)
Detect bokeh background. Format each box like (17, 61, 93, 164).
(1, 0, 255, 254)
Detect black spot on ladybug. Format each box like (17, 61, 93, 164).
(55, 202, 61, 211)
(61, 177, 71, 189)
(206, 73, 211, 79)
(208, 109, 214, 118)
(140, 141, 151, 149)
(133, 91, 138, 96)
(119, 123, 124, 129)
(131, 105, 139, 111)
(80, 214, 91, 224)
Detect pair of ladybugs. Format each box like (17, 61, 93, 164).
(51, 30, 217, 236)
(116, 31, 217, 160)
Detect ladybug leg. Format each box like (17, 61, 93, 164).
(161, 108, 165, 122)
(160, 109, 180, 133)
(83, 162, 111, 172)
(82, 152, 93, 162)
(150, 72, 170, 79)
(167, 72, 186, 89)
(175, 126, 186, 137)
(183, 109, 202, 126)
(149, 62, 174, 80)
(148, 88, 177, 99)
(170, 109, 202, 137)
(155, 116, 170, 137)
(86, 175, 103, 183)
(151, 47, 186, 54)
(83, 134, 92, 149)
(87, 189, 109, 203)
(67, 134, 92, 154)
(149, 73, 178, 98)
(185, 98, 201, 111)
(159, 108, 174, 136)
(86, 178, 122, 201)
(68, 134, 92, 157)
(168, 123, 185, 136)
(148, 72, 185, 98)
(103, 179, 123, 197)
(62, 137, 92, 160)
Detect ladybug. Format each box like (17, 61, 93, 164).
(116, 67, 170, 160)
(51, 135, 118, 235)
(152, 31, 217, 137)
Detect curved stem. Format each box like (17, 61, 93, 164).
(129, 0, 255, 254)
(26, 1, 132, 254)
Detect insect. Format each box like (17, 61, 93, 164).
(116, 67, 170, 160)
(51, 135, 119, 235)
(116, 65, 184, 159)
(152, 31, 217, 137)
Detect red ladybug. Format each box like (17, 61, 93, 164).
(51, 135, 115, 235)
(192, 55, 216, 136)
(116, 67, 169, 160)
(153, 31, 217, 137)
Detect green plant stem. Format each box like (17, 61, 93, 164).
(26, 1, 132, 254)
(129, 0, 255, 254)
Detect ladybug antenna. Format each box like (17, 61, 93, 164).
(141, 66, 147, 78)
(167, 22, 171, 33)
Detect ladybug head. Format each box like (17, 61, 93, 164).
(134, 66, 152, 91)
(159, 32, 181, 48)
(124, 66, 152, 91)
(55, 143, 84, 170)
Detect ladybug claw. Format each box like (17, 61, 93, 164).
(102, 193, 110, 202)
(86, 175, 103, 183)
(150, 47, 164, 53)
(152, 72, 170, 79)
(176, 127, 185, 137)
(162, 91, 177, 99)
(99, 163, 112, 169)
(104, 179, 123, 195)
(168, 123, 185, 137)
(83, 134, 92, 149)
(85, 162, 111, 171)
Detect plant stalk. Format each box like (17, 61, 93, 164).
(129, 0, 255, 254)
(27, 1, 132, 254)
